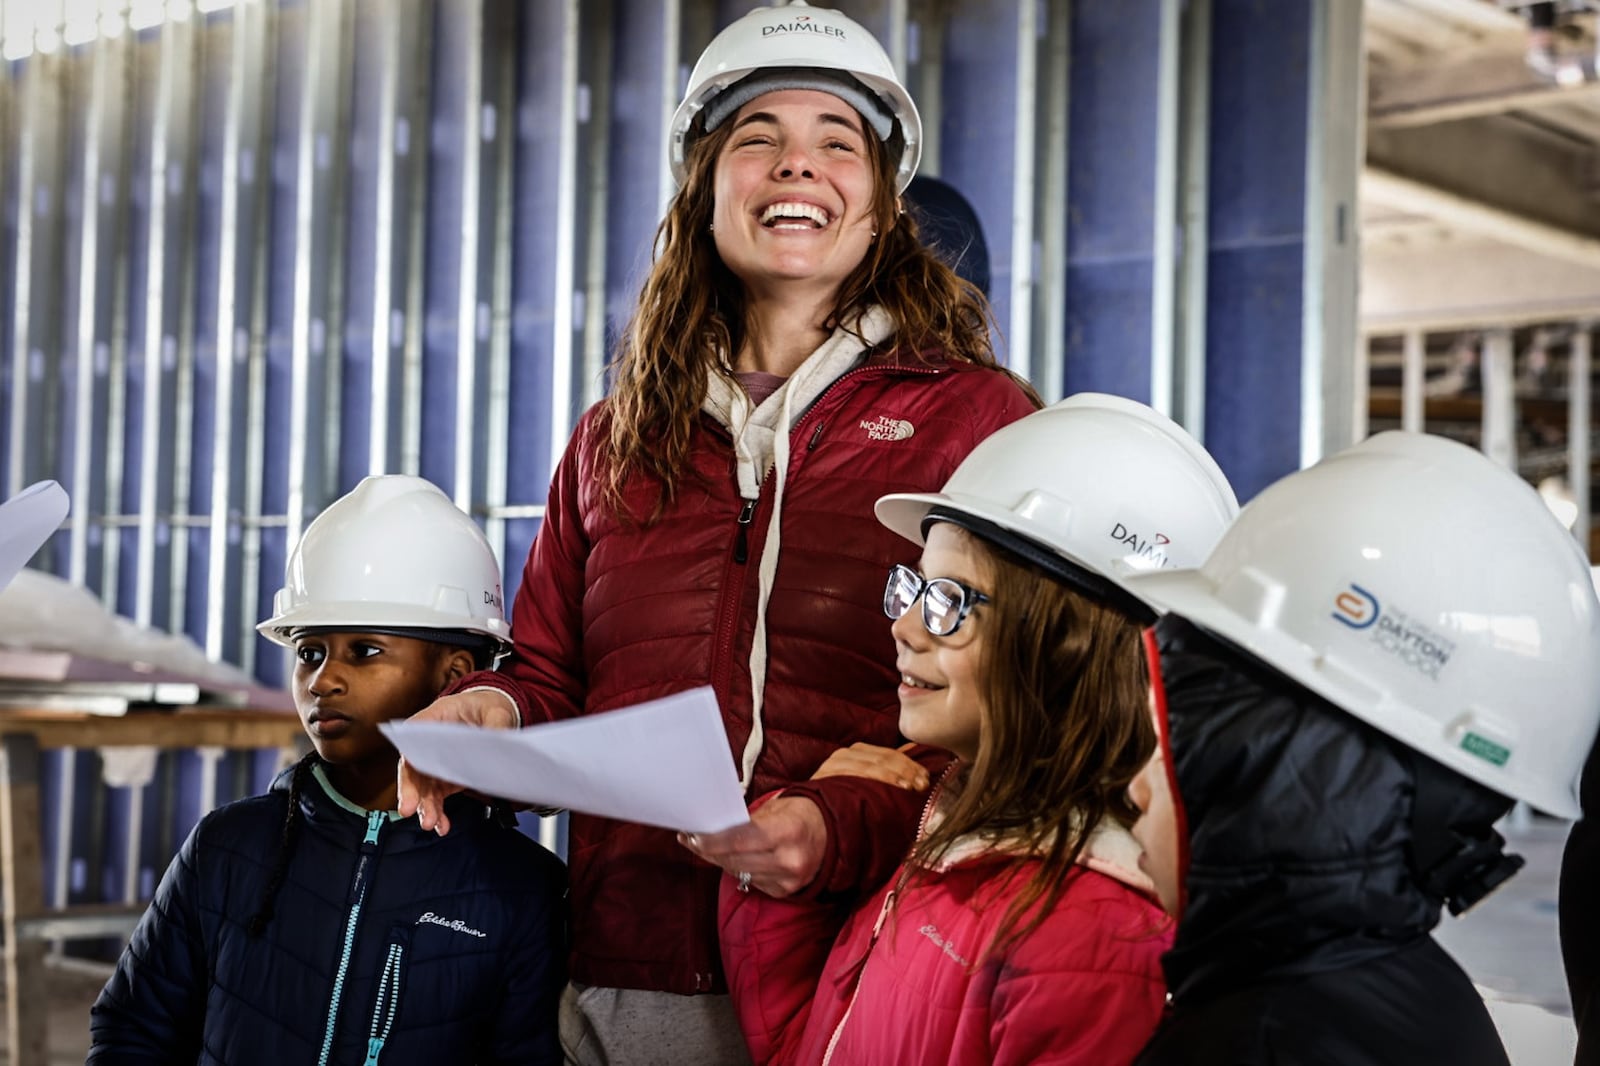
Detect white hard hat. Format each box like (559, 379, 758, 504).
(670, 2, 922, 193)
(1127, 431, 1600, 819)
(258, 475, 510, 654)
(875, 393, 1240, 613)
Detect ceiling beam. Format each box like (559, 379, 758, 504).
(1370, 52, 1600, 127)
(1362, 164, 1600, 270)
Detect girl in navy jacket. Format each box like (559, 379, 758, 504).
(89, 476, 566, 1065)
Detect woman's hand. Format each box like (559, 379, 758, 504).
(677, 796, 827, 899)
(811, 741, 929, 791)
(395, 689, 520, 836)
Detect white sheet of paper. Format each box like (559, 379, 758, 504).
(0, 481, 69, 594)
(382, 686, 751, 834)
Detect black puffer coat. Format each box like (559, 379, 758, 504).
(1561, 742, 1600, 1065)
(1135, 616, 1515, 1066)
(89, 761, 567, 1065)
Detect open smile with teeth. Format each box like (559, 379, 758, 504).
(901, 672, 943, 691)
(760, 201, 832, 229)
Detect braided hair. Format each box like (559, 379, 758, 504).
(247, 750, 319, 938)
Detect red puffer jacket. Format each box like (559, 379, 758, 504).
(453, 350, 1033, 994)
(721, 800, 1172, 1066)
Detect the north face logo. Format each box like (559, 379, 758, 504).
(860, 416, 915, 442)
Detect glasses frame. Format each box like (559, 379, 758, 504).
(883, 562, 991, 637)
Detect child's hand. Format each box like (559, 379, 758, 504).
(396, 689, 521, 835)
(811, 742, 930, 791)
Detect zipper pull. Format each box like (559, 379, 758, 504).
(363, 810, 384, 847)
(362, 1036, 386, 1066)
(808, 422, 826, 450)
(869, 889, 896, 943)
(733, 499, 757, 564)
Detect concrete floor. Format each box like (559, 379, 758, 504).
(6, 818, 1582, 1065)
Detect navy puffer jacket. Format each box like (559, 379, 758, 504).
(89, 761, 567, 1065)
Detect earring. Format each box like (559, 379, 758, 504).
(708, 222, 715, 233)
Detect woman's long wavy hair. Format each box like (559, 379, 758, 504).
(900, 530, 1156, 962)
(603, 109, 1026, 518)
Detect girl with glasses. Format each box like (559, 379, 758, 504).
(709, 395, 1240, 1066)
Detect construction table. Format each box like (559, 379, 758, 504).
(0, 707, 304, 1066)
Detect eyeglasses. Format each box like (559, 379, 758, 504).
(883, 562, 991, 637)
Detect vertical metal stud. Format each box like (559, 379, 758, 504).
(134, 3, 189, 629)
(100, 24, 136, 616)
(1481, 327, 1516, 471)
(1571, 324, 1592, 556)
(1299, 0, 1364, 468)
(1031, 0, 1070, 403)
(1401, 328, 1425, 433)
(167, 0, 203, 639)
(452, 0, 486, 510)
(654, 0, 682, 214)
(1148, 0, 1181, 416)
(1007, 0, 1038, 385)
(239, 0, 281, 679)
(578, 1, 614, 418)
(483, 0, 517, 564)
(286, 0, 347, 550)
(550, 0, 583, 455)
(70, 28, 110, 588)
(7, 40, 67, 502)
(206, 0, 254, 660)
(1173, 0, 1210, 435)
(398, 2, 433, 478)
(367, 0, 404, 476)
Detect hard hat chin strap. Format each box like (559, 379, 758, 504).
(1406, 751, 1524, 916)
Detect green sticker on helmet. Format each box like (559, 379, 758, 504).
(1460, 732, 1510, 767)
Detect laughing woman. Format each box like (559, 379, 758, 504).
(395, 4, 1035, 1063)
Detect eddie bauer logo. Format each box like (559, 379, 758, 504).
(860, 416, 915, 442)
(762, 14, 845, 39)
(1330, 583, 1455, 681)
(417, 912, 487, 939)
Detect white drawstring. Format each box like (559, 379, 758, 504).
(724, 307, 895, 791)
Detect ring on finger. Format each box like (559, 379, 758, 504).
(736, 870, 752, 893)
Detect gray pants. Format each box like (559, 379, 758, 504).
(559, 982, 756, 1066)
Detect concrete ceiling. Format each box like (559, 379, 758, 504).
(1361, 0, 1600, 330)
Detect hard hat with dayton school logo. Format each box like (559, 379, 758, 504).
(875, 393, 1240, 617)
(258, 475, 511, 656)
(1127, 431, 1600, 819)
(669, 1, 922, 192)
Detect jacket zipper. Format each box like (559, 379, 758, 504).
(711, 360, 938, 691)
(732, 499, 757, 564)
(362, 928, 409, 1066)
(821, 887, 899, 1065)
(821, 771, 951, 1063)
(702, 361, 945, 992)
(319, 810, 387, 1066)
